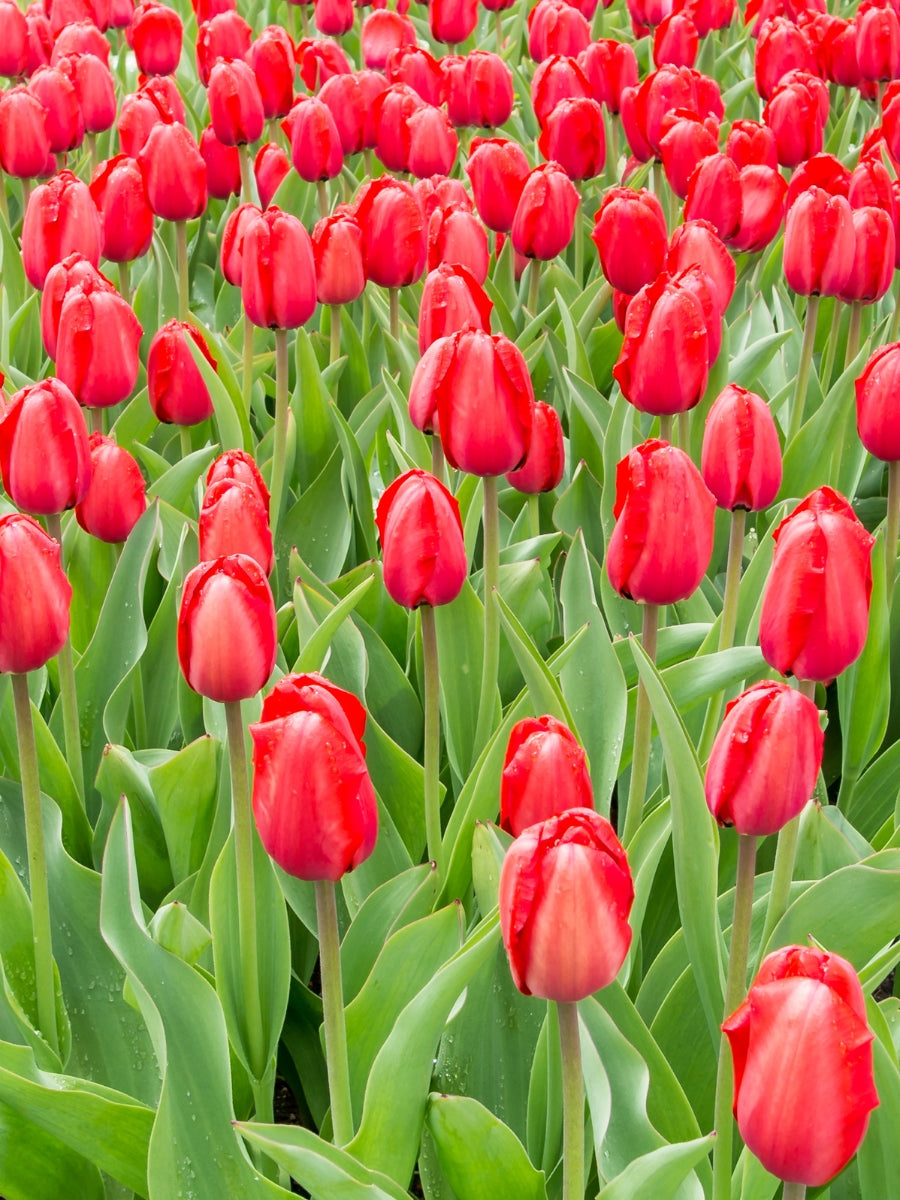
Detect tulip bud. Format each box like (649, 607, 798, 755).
(178, 554, 277, 702)
(375, 468, 467, 609)
(705, 681, 823, 835)
(250, 672, 379, 881)
(607, 439, 716, 605)
(499, 807, 633, 1001)
(56, 286, 143, 409)
(418, 263, 492, 354)
(208, 58, 265, 148)
(505, 400, 565, 495)
(722, 945, 878, 1186)
(578, 38, 638, 113)
(22, 170, 102, 290)
(311, 212, 366, 307)
(0, 0, 28, 77)
(465, 136, 530, 234)
(138, 121, 207, 222)
(701, 384, 782, 511)
(406, 105, 459, 179)
(199, 125, 241, 201)
(0, 514, 72, 675)
(199, 479, 274, 575)
(361, 8, 416, 69)
(653, 11, 699, 67)
(856, 341, 900, 461)
(240, 207, 317, 330)
(759, 486, 874, 683)
(444, 51, 514, 129)
(195, 10, 252, 85)
(499, 716, 593, 836)
(763, 72, 826, 168)
(206, 448, 270, 512)
(659, 110, 719, 200)
(314, 0, 354, 37)
(385, 44, 445, 106)
(295, 36, 351, 92)
(528, 0, 591, 62)
(27, 65, 83, 155)
(147, 319, 217, 426)
(783, 185, 855, 298)
(592, 188, 667, 295)
(511, 162, 580, 261)
(254, 142, 290, 209)
(729, 164, 787, 253)
(74, 433, 147, 544)
(0, 378, 92, 515)
(837, 205, 895, 305)
(283, 95, 343, 183)
(130, 0, 183, 76)
(354, 177, 426, 289)
(684, 153, 743, 242)
(538, 97, 605, 182)
(0, 87, 51, 180)
(247, 24, 295, 120)
(429, 0, 478, 45)
(40, 254, 115, 361)
(89, 155, 155, 263)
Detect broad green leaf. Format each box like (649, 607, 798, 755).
(293, 328, 337, 489)
(146, 444, 218, 513)
(471, 822, 511, 916)
(186, 325, 250, 452)
(293, 573, 375, 676)
(426, 1093, 547, 1200)
(433, 580, 484, 783)
(330, 400, 378, 561)
(596, 1136, 715, 1200)
(495, 590, 571, 721)
(0, 1097, 103, 1200)
(279, 448, 352, 583)
(526, 1006, 562, 1175)
(95, 744, 172, 907)
(858, 1008, 900, 1197)
(150, 736, 221, 885)
(564, 369, 608, 484)
(846, 740, 900, 841)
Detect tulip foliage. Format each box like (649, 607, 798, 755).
(2, 2, 900, 1200)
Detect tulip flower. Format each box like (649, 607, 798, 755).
(138, 121, 207, 223)
(295, 36, 352, 92)
(240, 206, 316, 331)
(578, 38, 639, 113)
(429, 0, 478, 46)
(0, 87, 51, 180)
(754, 15, 817, 99)
(856, 341, 900, 462)
(311, 211, 366, 312)
(426, 205, 489, 284)
(465, 136, 530, 234)
(417, 263, 492, 354)
(667, 220, 736, 315)
(0, 0, 28, 77)
(354, 176, 426, 336)
(55, 285, 143, 410)
(375, 468, 467, 610)
(653, 11, 699, 67)
(683, 153, 743, 243)
(199, 125, 241, 201)
(27, 65, 84, 155)
(444, 51, 514, 129)
(499, 716, 593, 836)
(722, 945, 878, 1187)
(729, 164, 787, 253)
(147, 319, 217, 427)
(207, 58, 265, 149)
(759, 486, 874, 684)
(701, 384, 782, 513)
(592, 188, 667, 295)
(528, 0, 591, 62)
(538, 97, 606, 182)
(254, 142, 290, 209)
(130, 0, 183, 76)
(314, 0, 354, 37)
(40, 254, 114, 361)
(206, 448, 270, 513)
(0, 378, 91, 515)
(283, 95, 343, 186)
(195, 10, 252, 85)
(89, 155, 155, 272)
(531, 54, 593, 129)
(74, 433, 147, 544)
(505, 399, 565, 498)
(659, 110, 720, 200)
(199, 479, 274, 575)
(385, 44, 445, 106)
(762, 72, 827, 168)
(246, 24, 295, 120)
(22, 169, 102, 290)
(361, 8, 416, 69)
(57, 52, 116, 137)
(725, 118, 778, 169)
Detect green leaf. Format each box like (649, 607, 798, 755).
(279, 447, 352, 584)
(426, 1093, 547, 1200)
(0, 1097, 103, 1200)
(846, 741, 900, 841)
(186, 324, 250, 452)
(347, 911, 502, 1186)
(596, 1136, 714, 1200)
(150, 736, 221, 885)
(294, 573, 375, 675)
(293, 328, 338, 488)
(495, 590, 571, 721)
(433, 580, 485, 783)
(858, 1008, 900, 1196)
(146, 444, 218, 513)
(95, 744, 172, 907)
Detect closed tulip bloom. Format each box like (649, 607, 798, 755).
(195, 10, 252, 85)
(613, 273, 709, 414)
(659, 109, 720, 200)
(178, 554, 277, 702)
(247, 25, 295, 120)
(446, 51, 514, 128)
(528, 0, 591, 61)
(407, 106, 459, 178)
(578, 38, 638, 113)
(759, 487, 874, 682)
(415, 176, 473, 223)
(220, 201, 257, 287)
(429, 0, 478, 45)
(207, 58, 265, 148)
(538, 97, 605, 181)
(23, 4, 53, 76)
(785, 152, 850, 211)
(684, 153, 743, 241)
(0, 88, 51, 180)
(139, 121, 207, 221)
(427, 204, 489, 282)
(241, 206, 317, 329)
(375, 468, 467, 608)
(849, 155, 895, 216)
(199, 479, 273, 574)
(314, 0, 354, 36)
(318, 72, 378, 157)
(354, 177, 426, 289)
(763, 72, 826, 168)
(373, 82, 423, 173)
(725, 118, 778, 169)
(465, 137, 530, 234)
(499, 807, 633, 1001)
(89, 155, 154, 263)
(41, 254, 114, 361)
(250, 671, 378, 881)
(254, 141, 290, 209)
(57, 52, 116, 134)
(856, 342, 900, 460)
(56, 287, 142, 409)
(511, 162, 580, 260)
(311, 212, 366, 306)
(130, 0, 183, 75)
(705, 681, 823, 835)
(730, 164, 787, 253)
(701, 384, 782, 511)
(27, 66, 83, 155)
(0, 378, 91, 515)
(199, 125, 241, 200)
(22, 170, 102, 290)
(295, 36, 352, 92)
(74, 433, 147, 544)
(722, 945, 878, 1186)
(500, 716, 593, 835)
(506, 400, 564, 495)
(654, 12, 700, 68)
(754, 15, 817, 99)
(857, 0, 900, 81)
(361, 8, 416, 69)
(0, 514, 72, 675)
(592, 188, 667, 295)
(51, 19, 110, 63)
(607, 439, 716, 604)
(667, 219, 736, 314)
(0, 0, 28, 77)
(385, 44, 445, 106)
(837, 205, 895, 305)
(283, 95, 343, 183)
(784, 186, 855, 297)
(418, 262, 492, 353)
(147, 319, 216, 425)
(531, 54, 593, 128)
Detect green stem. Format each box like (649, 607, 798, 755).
(421, 604, 442, 880)
(844, 300, 863, 371)
(527, 258, 541, 313)
(11, 673, 58, 1058)
(890, 275, 900, 344)
(175, 220, 189, 321)
(782, 1184, 806, 1200)
(608, 118, 619, 184)
(21, 176, 32, 216)
(242, 317, 254, 418)
(527, 493, 540, 540)
(240, 147, 255, 207)
(758, 678, 817, 954)
(46, 512, 84, 805)
(118, 259, 131, 307)
(270, 326, 290, 536)
(557, 1001, 584, 1200)
(431, 436, 445, 484)
(698, 508, 747, 763)
(712, 833, 759, 1200)
(677, 409, 691, 455)
(787, 295, 819, 445)
(389, 287, 400, 341)
(886, 460, 900, 612)
(179, 425, 192, 462)
(314, 879, 354, 1146)
(622, 603, 659, 846)
(329, 305, 341, 365)
(0, 175, 9, 226)
(90, 407, 104, 436)
(495, 9, 503, 51)
(317, 180, 329, 221)
(659, 414, 673, 442)
(820, 301, 841, 393)
(473, 476, 500, 757)
(224, 699, 266, 1082)
(573, 192, 584, 287)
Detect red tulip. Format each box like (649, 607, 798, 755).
(705, 681, 823, 835)
(56, 52, 116, 134)
(206, 448, 270, 512)
(785, 152, 850, 211)
(314, 0, 354, 36)
(837, 205, 895, 305)
(23, 4, 53, 75)
(27, 66, 84, 155)
(178, 554, 277, 702)
(385, 44, 445, 106)
(499, 807, 633, 1001)
(89, 155, 155, 263)
(857, 0, 900, 81)
(130, 0, 183, 76)
(578, 38, 638, 113)
(407, 105, 458, 178)
(426, 205, 489, 283)
(220, 201, 257, 287)
(74, 433, 147, 544)
(592, 188, 667, 295)
(199, 125, 241, 200)
(250, 672, 378, 881)
(528, 0, 591, 61)
(56, 286, 143, 409)
(22, 170, 102, 290)
(199, 479, 274, 575)
(415, 176, 473, 223)
(207, 58, 265, 148)
(0, 88, 51, 180)
(254, 141, 290, 209)
(505, 400, 565, 495)
(856, 341, 900, 461)
(444, 51, 514, 128)
(240, 206, 317, 330)
(117, 77, 185, 158)
(429, 0, 478, 45)
(684, 153, 743, 242)
(754, 15, 817, 99)
(375, 468, 468, 608)
(500, 715, 593, 836)
(531, 54, 592, 128)
(283, 95, 344, 182)
(354, 177, 426, 289)
(722, 945, 878, 1186)
(418, 262, 492, 353)
(465, 136, 530, 234)
(361, 8, 416, 69)
(762, 71, 827, 167)
(759, 486, 874, 682)
(195, 10, 252, 85)
(311, 212, 366, 306)
(701, 384, 782, 511)
(0, 513, 72, 675)
(783, 185, 854, 297)
(147, 320, 217, 425)
(40, 254, 114, 361)
(0, 0, 28, 77)
(295, 36, 352, 92)
(318, 70, 385, 156)
(730, 164, 787, 253)
(511, 162, 580, 261)
(538, 97, 605, 181)
(51, 19, 110, 62)
(0, 378, 91, 515)
(667, 219, 736, 314)
(725, 118, 778, 168)
(138, 121, 207, 221)
(658, 110, 720, 200)
(247, 25, 296, 120)
(607, 439, 716, 604)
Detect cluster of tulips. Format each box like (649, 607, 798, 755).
(1, 0, 900, 1198)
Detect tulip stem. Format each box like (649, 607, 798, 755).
(886, 460, 900, 611)
(240, 147, 255, 207)
(11, 672, 59, 1059)
(659, 414, 673, 442)
(21, 177, 32, 216)
(314, 879, 354, 1147)
(224, 699, 267, 1083)
(557, 1001, 584, 1200)
(431, 436, 445, 484)
(179, 426, 192, 462)
(844, 300, 863, 371)
(46, 512, 84, 805)
(421, 604, 443, 879)
(118, 259, 131, 308)
(0, 177, 8, 226)
(389, 288, 400, 341)
(495, 10, 503, 51)
(712, 833, 758, 1200)
(329, 305, 341, 365)
(242, 318, 254, 417)
(782, 1184, 806, 1200)
(474, 476, 501, 758)
(175, 220, 189, 322)
(90, 408, 104, 436)
(528, 494, 540, 540)
(677, 410, 691, 455)
(787, 295, 819, 446)
(573, 193, 584, 287)
(270, 326, 290, 536)
(527, 259, 541, 314)
(698, 508, 747, 763)
(317, 181, 329, 221)
(622, 602, 659, 846)
(820, 302, 842, 392)
(890, 277, 900, 344)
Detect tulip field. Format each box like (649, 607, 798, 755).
(4, 0, 900, 1197)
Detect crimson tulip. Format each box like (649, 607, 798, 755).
(759, 487, 874, 682)
(318, 71, 385, 157)
(592, 188, 667, 295)
(444, 51, 514, 128)
(754, 15, 817, 99)
(465, 137, 530, 234)
(51, 20, 110, 62)
(147, 320, 216, 426)
(199, 125, 241, 200)
(653, 11, 700, 67)
(578, 38, 638, 112)
(857, 0, 900, 81)
(506, 400, 565, 495)
(0, 88, 51, 180)
(373, 83, 424, 174)
(56, 52, 116, 135)
(0, 0, 27, 77)
(607, 439, 716, 605)
(250, 672, 379, 881)
(426, 205, 489, 283)
(667, 219, 736, 315)
(206, 449, 270, 516)
(295, 37, 352, 92)
(837, 205, 895, 305)
(375, 468, 467, 609)
(314, 0, 354, 37)
(27, 66, 83, 155)
(762, 71, 827, 168)
(531, 54, 593, 128)
(725, 118, 778, 169)
(283, 95, 343, 183)
(199, 479, 274, 575)
(361, 9, 416, 69)
(429, 0, 478, 45)
(722, 945, 878, 1186)
(0, 514, 72, 675)
(178, 554, 277, 702)
(538, 97, 605, 181)
(415, 177, 472, 223)
(311, 212, 366, 306)
(195, 10, 252, 85)
(130, 0, 183, 76)
(89, 155, 155, 263)
(499, 807, 633, 1001)
(730, 164, 787, 253)
(247, 25, 296, 120)
(138, 121, 207, 222)
(684, 153, 743, 242)
(23, 4, 52, 76)
(74, 433, 147, 544)
(22, 170, 102, 290)
(240, 206, 317, 330)
(385, 44, 445, 106)
(0, 378, 91, 515)
(783, 185, 854, 297)
(856, 342, 900, 461)
(500, 716, 593, 837)
(418, 263, 492, 353)
(54, 286, 142, 410)
(354, 177, 426, 289)
(701, 384, 782, 511)
(658, 110, 720, 200)
(511, 162, 580, 261)
(528, 0, 591, 61)
(220, 201, 257, 287)
(254, 142, 290, 209)
(407, 105, 458, 178)
(207, 58, 265, 148)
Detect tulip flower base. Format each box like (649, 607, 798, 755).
(4, 3, 900, 1200)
